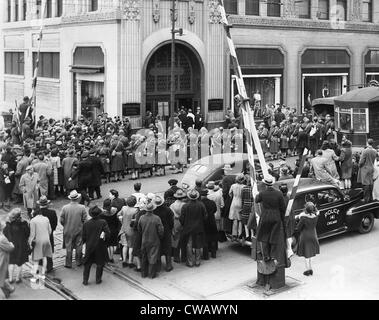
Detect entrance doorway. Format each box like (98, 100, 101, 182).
(145, 43, 202, 119)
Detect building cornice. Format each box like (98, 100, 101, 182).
(228, 16, 379, 34)
(61, 10, 122, 25)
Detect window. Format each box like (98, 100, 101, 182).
(57, 0, 63, 17)
(46, 0, 52, 18)
(236, 48, 284, 67)
(4, 52, 25, 76)
(298, 0, 311, 19)
(90, 0, 98, 12)
(302, 49, 350, 66)
(336, 0, 346, 21)
(36, 0, 42, 19)
(318, 0, 329, 20)
(336, 107, 368, 133)
(246, 0, 259, 16)
(23, 0, 27, 20)
(267, 0, 280, 17)
(316, 189, 342, 207)
(365, 50, 379, 65)
(7, 0, 11, 22)
(362, 0, 372, 22)
(15, 1, 19, 21)
(33, 52, 60, 79)
(224, 0, 238, 15)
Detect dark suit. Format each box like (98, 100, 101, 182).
(201, 198, 218, 259)
(39, 208, 58, 271)
(88, 156, 105, 199)
(164, 186, 178, 207)
(82, 217, 110, 283)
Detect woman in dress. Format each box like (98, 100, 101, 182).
(29, 209, 52, 281)
(279, 121, 289, 159)
(339, 139, 353, 189)
(101, 198, 122, 263)
(229, 174, 246, 241)
(119, 196, 138, 268)
(268, 121, 280, 160)
(296, 202, 320, 276)
(0, 219, 15, 299)
(50, 149, 61, 199)
(110, 136, 125, 182)
(3, 208, 30, 284)
(98, 140, 111, 184)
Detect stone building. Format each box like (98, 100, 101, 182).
(1, 0, 379, 132)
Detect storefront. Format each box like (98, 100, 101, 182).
(334, 86, 379, 146)
(70, 46, 105, 120)
(302, 49, 349, 112)
(232, 48, 284, 112)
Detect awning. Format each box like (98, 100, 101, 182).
(335, 87, 379, 108)
(312, 96, 338, 107)
(69, 65, 104, 74)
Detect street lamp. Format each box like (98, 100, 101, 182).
(170, 0, 183, 130)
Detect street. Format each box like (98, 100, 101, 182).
(2, 164, 379, 300)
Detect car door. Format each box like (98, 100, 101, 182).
(313, 187, 346, 235)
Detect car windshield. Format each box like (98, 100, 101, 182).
(191, 165, 208, 174)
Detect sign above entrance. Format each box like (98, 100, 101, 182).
(123, 103, 141, 116)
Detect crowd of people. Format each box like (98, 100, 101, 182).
(1, 97, 379, 297)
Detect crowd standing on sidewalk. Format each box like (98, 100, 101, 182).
(1, 97, 379, 297)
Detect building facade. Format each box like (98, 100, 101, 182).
(1, 0, 379, 132)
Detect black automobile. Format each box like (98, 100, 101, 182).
(279, 178, 379, 241)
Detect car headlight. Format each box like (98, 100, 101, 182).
(182, 183, 189, 189)
(346, 208, 353, 216)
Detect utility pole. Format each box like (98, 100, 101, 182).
(170, 0, 183, 129)
(170, 0, 176, 130)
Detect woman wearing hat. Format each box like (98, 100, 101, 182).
(119, 196, 138, 268)
(339, 139, 353, 189)
(170, 189, 187, 263)
(29, 207, 53, 282)
(229, 174, 245, 241)
(3, 208, 30, 284)
(82, 206, 111, 285)
(295, 202, 320, 276)
(19, 165, 40, 219)
(0, 219, 15, 298)
(131, 198, 148, 273)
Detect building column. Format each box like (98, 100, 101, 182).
(238, 0, 245, 15)
(275, 77, 281, 105)
(77, 79, 82, 118)
(11, 0, 16, 21)
(3, 0, 8, 22)
(18, 0, 24, 20)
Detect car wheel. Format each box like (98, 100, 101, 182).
(358, 213, 374, 234)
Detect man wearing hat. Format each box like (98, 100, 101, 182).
(153, 196, 174, 272)
(82, 206, 110, 285)
(72, 151, 93, 199)
(137, 202, 164, 279)
(164, 179, 179, 207)
(36, 196, 57, 273)
(254, 176, 288, 290)
(60, 190, 88, 268)
(32, 152, 52, 197)
(88, 149, 105, 200)
(200, 189, 218, 260)
(179, 189, 207, 267)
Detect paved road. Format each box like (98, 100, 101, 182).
(3, 155, 379, 300)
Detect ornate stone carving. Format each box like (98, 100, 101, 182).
(152, 0, 160, 23)
(209, 0, 221, 24)
(188, 0, 196, 24)
(122, 0, 141, 21)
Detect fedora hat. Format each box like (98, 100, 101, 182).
(68, 190, 81, 201)
(222, 164, 233, 171)
(174, 189, 187, 199)
(187, 189, 200, 200)
(37, 196, 50, 207)
(206, 181, 215, 190)
(263, 176, 274, 186)
(146, 202, 156, 212)
(168, 179, 178, 186)
(153, 195, 164, 207)
(89, 205, 103, 218)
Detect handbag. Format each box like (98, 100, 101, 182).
(257, 242, 278, 275)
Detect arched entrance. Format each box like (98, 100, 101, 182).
(144, 42, 203, 118)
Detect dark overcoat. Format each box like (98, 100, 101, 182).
(357, 146, 377, 185)
(82, 217, 110, 265)
(221, 175, 236, 218)
(75, 159, 94, 189)
(89, 156, 105, 187)
(3, 220, 30, 266)
(154, 205, 174, 256)
(201, 198, 219, 243)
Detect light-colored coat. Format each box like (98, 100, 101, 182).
(60, 202, 88, 249)
(358, 146, 378, 186)
(19, 172, 40, 209)
(13, 156, 30, 195)
(32, 160, 52, 196)
(311, 156, 339, 187)
(29, 215, 52, 261)
(0, 234, 14, 287)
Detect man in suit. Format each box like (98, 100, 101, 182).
(88, 149, 105, 200)
(36, 196, 57, 273)
(358, 139, 378, 203)
(310, 150, 340, 187)
(164, 179, 178, 207)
